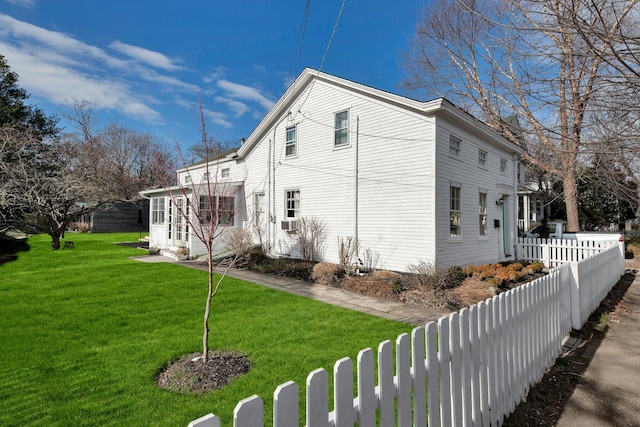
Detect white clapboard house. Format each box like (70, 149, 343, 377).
(141, 69, 523, 272)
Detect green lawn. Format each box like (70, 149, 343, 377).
(0, 233, 413, 426)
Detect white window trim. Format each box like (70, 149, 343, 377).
(449, 135, 462, 160)
(221, 168, 230, 179)
(478, 149, 487, 168)
(334, 109, 350, 148)
(500, 158, 508, 174)
(284, 189, 300, 219)
(449, 184, 462, 241)
(479, 191, 488, 238)
(285, 125, 297, 157)
(152, 197, 165, 225)
(198, 195, 235, 226)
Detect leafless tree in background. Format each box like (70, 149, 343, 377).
(407, 0, 639, 231)
(64, 100, 177, 201)
(0, 127, 103, 248)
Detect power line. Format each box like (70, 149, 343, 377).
(298, 0, 348, 112)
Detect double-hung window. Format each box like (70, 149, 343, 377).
(221, 168, 230, 179)
(285, 190, 300, 219)
(479, 192, 487, 236)
(478, 149, 487, 167)
(198, 195, 235, 225)
(334, 110, 349, 147)
(152, 197, 165, 224)
(500, 158, 508, 174)
(285, 125, 297, 157)
(449, 135, 462, 158)
(218, 196, 234, 225)
(450, 186, 461, 238)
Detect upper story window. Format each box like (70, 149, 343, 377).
(500, 158, 508, 174)
(184, 175, 191, 184)
(334, 110, 349, 147)
(285, 189, 300, 219)
(152, 197, 165, 224)
(478, 149, 487, 167)
(202, 171, 210, 182)
(221, 168, 230, 178)
(286, 125, 297, 157)
(450, 185, 461, 238)
(449, 135, 462, 159)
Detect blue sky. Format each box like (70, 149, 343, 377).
(0, 0, 430, 150)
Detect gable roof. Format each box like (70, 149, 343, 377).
(231, 68, 522, 160)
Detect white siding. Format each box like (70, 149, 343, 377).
(434, 117, 517, 267)
(146, 70, 521, 271)
(240, 81, 438, 271)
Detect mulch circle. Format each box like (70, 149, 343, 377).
(156, 350, 251, 393)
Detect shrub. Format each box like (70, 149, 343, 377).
(462, 265, 476, 276)
(371, 270, 401, 280)
(311, 262, 345, 287)
(526, 262, 545, 273)
(341, 276, 398, 300)
(291, 216, 328, 261)
(407, 261, 462, 290)
(447, 266, 466, 286)
(506, 262, 523, 271)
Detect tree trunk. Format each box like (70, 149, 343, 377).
(564, 168, 581, 232)
(51, 232, 61, 250)
(202, 248, 213, 364)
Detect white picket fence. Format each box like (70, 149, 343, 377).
(189, 246, 625, 427)
(517, 237, 621, 268)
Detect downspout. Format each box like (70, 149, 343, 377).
(272, 127, 277, 256)
(513, 153, 519, 258)
(267, 137, 272, 254)
(354, 115, 359, 243)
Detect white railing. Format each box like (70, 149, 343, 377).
(190, 246, 624, 427)
(517, 237, 620, 268)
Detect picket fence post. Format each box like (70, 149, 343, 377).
(188, 414, 220, 427)
(274, 381, 298, 427)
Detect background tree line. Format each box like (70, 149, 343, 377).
(0, 55, 176, 249)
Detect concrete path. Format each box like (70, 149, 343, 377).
(129, 255, 449, 326)
(555, 274, 640, 427)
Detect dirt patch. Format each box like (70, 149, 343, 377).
(156, 351, 251, 393)
(503, 271, 635, 426)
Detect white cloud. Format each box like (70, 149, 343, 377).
(214, 96, 249, 117)
(109, 40, 183, 71)
(0, 42, 163, 123)
(174, 97, 232, 128)
(0, 13, 203, 125)
(217, 79, 274, 110)
(203, 108, 232, 128)
(203, 67, 227, 84)
(1, 0, 37, 7)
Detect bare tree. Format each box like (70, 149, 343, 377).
(0, 127, 103, 248)
(407, 0, 636, 231)
(64, 101, 176, 201)
(161, 100, 247, 364)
